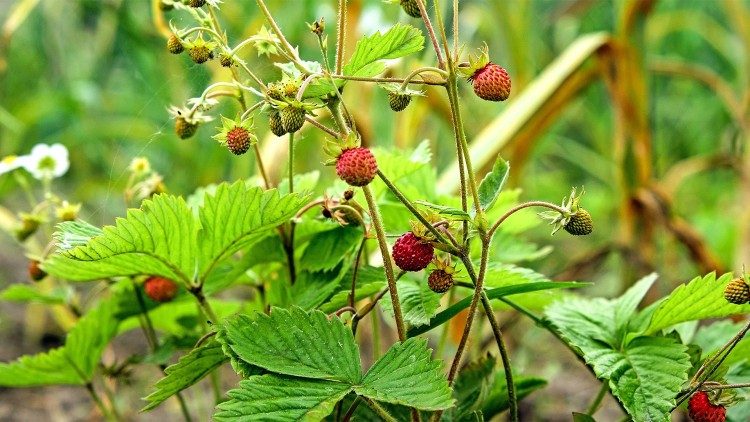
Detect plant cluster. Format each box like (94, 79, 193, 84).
(1, 1, 750, 421)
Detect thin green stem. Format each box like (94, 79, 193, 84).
(414, 0, 445, 69)
(335, 0, 347, 74)
(376, 170, 455, 251)
(349, 238, 367, 308)
(446, 75, 481, 216)
(488, 201, 569, 238)
(190, 286, 218, 323)
(371, 307, 381, 360)
(288, 132, 295, 194)
(398, 66, 449, 90)
(253, 144, 271, 189)
(452, 0, 459, 61)
(305, 115, 342, 138)
(255, 0, 308, 73)
(701, 382, 750, 390)
(586, 382, 609, 415)
(364, 398, 398, 422)
(433, 0, 452, 67)
(85, 382, 117, 421)
(329, 74, 447, 85)
(329, 102, 351, 135)
(362, 185, 406, 341)
(342, 396, 361, 422)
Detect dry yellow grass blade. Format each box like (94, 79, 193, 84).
(437, 32, 612, 194)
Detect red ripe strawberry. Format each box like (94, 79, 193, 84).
(144, 276, 178, 303)
(469, 63, 511, 101)
(225, 126, 251, 155)
(688, 391, 726, 422)
(392, 232, 434, 272)
(336, 147, 378, 187)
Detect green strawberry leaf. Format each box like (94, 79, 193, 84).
(476, 156, 509, 213)
(408, 281, 586, 337)
(214, 374, 352, 421)
(44, 182, 307, 285)
(142, 339, 228, 411)
(299, 226, 363, 272)
(222, 307, 362, 384)
(546, 288, 691, 421)
(355, 338, 454, 411)
(0, 284, 69, 305)
(0, 303, 117, 386)
(449, 355, 496, 420)
(645, 272, 750, 335)
(381, 278, 441, 327)
(343, 24, 424, 78)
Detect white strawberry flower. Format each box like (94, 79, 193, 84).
(22, 143, 70, 180)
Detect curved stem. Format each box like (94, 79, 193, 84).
(399, 66, 450, 90)
(240, 101, 264, 121)
(305, 116, 342, 138)
(181, 26, 224, 41)
(296, 73, 324, 101)
(362, 185, 406, 341)
(329, 74, 447, 85)
(488, 201, 569, 238)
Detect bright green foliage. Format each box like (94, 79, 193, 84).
(215, 375, 352, 422)
(343, 24, 424, 78)
(479, 373, 547, 419)
(545, 275, 691, 422)
(214, 326, 263, 379)
(409, 281, 586, 337)
(299, 226, 363, 272)
(354, 338, 454, 411)
(414, 200, 471, 221)
(0, 284, 69, 305)
(477, 156, 509, 213)
(449, 355, 496, 420)
(292, 265, 350, 310)
(142, 340, 228, 411)
(44, 182, 306, 284)
(319, 266, 386, 313)
(381, 278, 440, 327)
(646, 272, 750, 335)
(0, 304, 117, 386)
(222, 307, 362, 383)
(52, 220, 103, 250)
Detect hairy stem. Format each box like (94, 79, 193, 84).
(335, 0, 347, 74)
(446, 75, 481, 216)
(364, 398, 398, 422)
(362, 185, 406, 341)
(414, 0, 445, 69)
(254, 0, 307, 73)
(488, 201, 569, 238)
(329, 74, 447, 85)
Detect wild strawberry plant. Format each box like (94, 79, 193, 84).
(2, 1, 750, 421)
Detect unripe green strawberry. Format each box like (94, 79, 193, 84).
(336, 147, 378, 187)
(428, 269, 453, 293)
(400, 0, 421, 18)
(269, 110, 286, 136)
(28, 260, 47, 282)
(564, 209, 593, 236)
(724, 278, 750, 305)
(225, 126, 251, 155)
(189, 0, 205, 7)
(388, 92, 411, 112)
(189, 45, 213, 64)
(267, 82, 285, 101)
(175, 117, 198, 139)
(167, 34, 183, 54)
(219, 53, 234, 67)
(280, 106, 305, 133)
(393, 232, 434, 272)
(283, 80, 299, 98)
(688, 391, 726, 422)
(144, 276, 178, 303)
(469, 63, 511, 101)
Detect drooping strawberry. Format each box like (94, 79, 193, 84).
(335, 147, 378, 187)
(392, 232, 434, 272)
(460, 46, 511, 102)
(144, 276, 179, 303)
(688, 391, 726, 422)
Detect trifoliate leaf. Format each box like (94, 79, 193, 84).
(476, 156, 509, 213)
(546, 295, 690, 422)
(142, 340, 228, 411)
(355, 338, 454, 410)
(222, 307, 361, 384)
(343, 24, 424, 78)
(646, 272, 750, 335)
(44, 182, 307, 285)
(214, 374, 352, 421)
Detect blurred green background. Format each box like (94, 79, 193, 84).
(0, 0, 748, 419)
